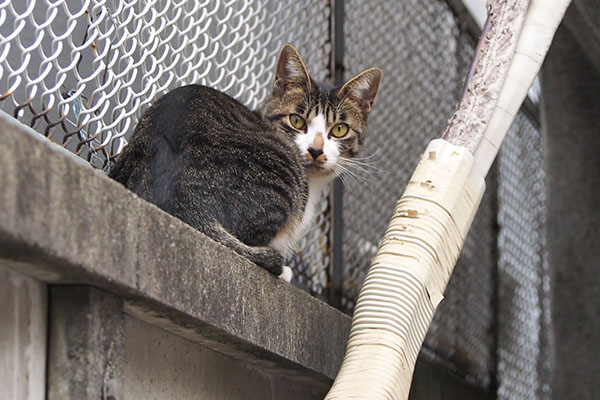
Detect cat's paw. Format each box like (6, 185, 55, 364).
(278, 266, 293, 282)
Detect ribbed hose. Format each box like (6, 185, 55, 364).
(325, 139, 485, 399)
(324, 2, 572, 397)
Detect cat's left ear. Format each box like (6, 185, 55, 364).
(338, 68, 382, 113)
(273, 44, 311, 96)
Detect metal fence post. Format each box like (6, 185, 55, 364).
(328, 0, 345, 309)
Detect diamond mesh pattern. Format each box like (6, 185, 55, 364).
(0, 0, 331, 294)
(342, 0, 474, 309)
(2, 0, 553, 396)
(342, 0, 548, 394)
(497, 112, 551, 400)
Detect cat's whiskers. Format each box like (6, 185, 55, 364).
(338, 157, 385, 179)
(348, 147, 383, 162)
(336, 170, 372, 192)
(332, 166, 362, 191)
(334, 169, 353, 189)
(340, 159, 386, 174)
(332, 162, 377, 188)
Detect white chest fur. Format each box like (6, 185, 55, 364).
(299, 175, 330, 237)
(269, 175, 331, 256)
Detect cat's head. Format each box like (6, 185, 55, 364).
(262, 44, 381, 179)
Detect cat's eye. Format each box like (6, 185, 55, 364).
(289, 114, 306, 130)
(330, 123, 349, 138)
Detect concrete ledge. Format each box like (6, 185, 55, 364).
(0, 111, 350, 389)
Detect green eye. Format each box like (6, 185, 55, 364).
(289, 114, 306, 130)
(330, 123, 349, 138)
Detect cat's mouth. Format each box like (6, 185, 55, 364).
(304, 159, 333, 177)
(302, 148, 335, 177)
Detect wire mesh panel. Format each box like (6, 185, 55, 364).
(0, 0, 331, 294)
(497, 112, 551, 400)
(342, 0, 496, 389)
(2, 0, 554, 396)
(342, 0, 472, 309)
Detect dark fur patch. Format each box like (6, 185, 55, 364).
(110, 85, 308, 273)
(110, 48, 380, 277)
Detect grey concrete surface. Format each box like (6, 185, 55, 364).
(0, 110, 493, 399)
(542, 22, 600, 400)
(47, 286, 124, 400)
(0, 267, 47, 400)
(124, 315, 326, 400)
(0, 111, 350, 389)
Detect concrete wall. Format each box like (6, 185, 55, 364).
(0, 109, 492, 399)
(0, 267, 47, 400)
(124, 316, 324, 400)
(0, 111, 343, 399)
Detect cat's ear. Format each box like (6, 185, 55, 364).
(338, 68, 382, 113)
(273, 44, 311, 95)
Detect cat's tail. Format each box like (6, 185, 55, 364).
(203, 222, 291, 281)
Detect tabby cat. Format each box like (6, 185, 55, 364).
(109, 44, 381, 281)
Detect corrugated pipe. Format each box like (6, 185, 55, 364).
(325, 0, 571, 398)
(326, 139, 485, 399)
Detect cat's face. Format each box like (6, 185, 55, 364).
(262, 44, 381, 179)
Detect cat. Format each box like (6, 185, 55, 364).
(109, 44, 381, 282)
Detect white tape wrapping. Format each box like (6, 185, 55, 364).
(473, 0, 572, 176)
(325, 139, 485, 399)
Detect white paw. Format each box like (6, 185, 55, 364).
(278, 266, 293, 282)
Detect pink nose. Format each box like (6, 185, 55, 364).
(312, 133, 325, 149)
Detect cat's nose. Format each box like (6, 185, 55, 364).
(307, 147, 324, 160)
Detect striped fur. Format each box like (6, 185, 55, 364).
(110, 45, 381, 279)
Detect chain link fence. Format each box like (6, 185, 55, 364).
(343, 0, 496, 388)
(342, 0, 474, 309)
(0, 0, 331, 293)
(342, 0, 549, 397)
(497, 113, 551, 400)
(2, 0, 552, 398)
